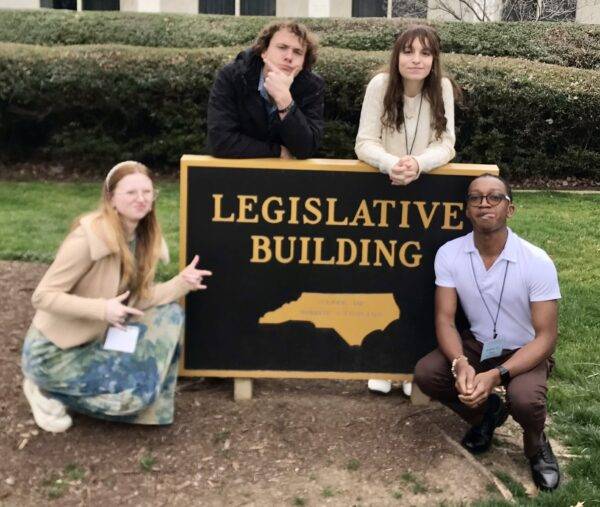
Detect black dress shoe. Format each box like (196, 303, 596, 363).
(529, 433, 560, 491)
(461, 393, 509, 454)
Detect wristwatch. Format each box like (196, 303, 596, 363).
(496, 365, 511, 386)
(277, 100, 295, 114)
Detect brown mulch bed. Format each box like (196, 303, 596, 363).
(0, 261, 553, 505)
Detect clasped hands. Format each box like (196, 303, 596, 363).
(105, 255, 212, 330)
(390, 156, 420, 186)
(454, 361, 501, 408)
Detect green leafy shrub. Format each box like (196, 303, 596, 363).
(0, 10, 599, 69)
(1, 43, 598, 179)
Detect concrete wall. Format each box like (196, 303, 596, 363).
(120, 0, 137, 11)
(308, 0, 330, 16)
(161, 0, 196, 13)
(276, 0, 308, 17)
(121, 0, 196, 13)
(275, 0, 352, 18)
(1, 0, 39, 8)
(121, 0, 159, 11)
(576, 0, 600, 23)
(329, 0, 351, 17)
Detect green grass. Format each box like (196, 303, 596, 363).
(493, 470, 527, 500)
(43, 475, 67, 500)
(139, 454, 156, 473)
(63, 463, 85, 482)
(391, 489, 403, 499)
(400, 471, 428, 494)
(0, 181, 180, 279)
(1, 184, 599, 504)
(346, 458, 360, 471)
(321, 486, 335, 498)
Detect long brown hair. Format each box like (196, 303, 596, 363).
(381, 24, 456, 139)
(80, 161, 163, 302)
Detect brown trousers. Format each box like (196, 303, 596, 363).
(414, 330, 553, 457)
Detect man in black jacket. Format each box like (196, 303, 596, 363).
(207, 21, 325, 159)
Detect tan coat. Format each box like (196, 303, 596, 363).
(31, 212, 190, 349)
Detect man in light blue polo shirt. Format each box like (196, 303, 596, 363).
(414, 173, 561, 492)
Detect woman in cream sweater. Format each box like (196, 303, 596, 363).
(21, 161, 211, 432)
(355, 24, 460, 395)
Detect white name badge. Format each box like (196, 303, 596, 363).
(480, 339, 505, 361)
(103, 325, 140, 354)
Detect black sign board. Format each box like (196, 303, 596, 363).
(179, 156, 498, 379)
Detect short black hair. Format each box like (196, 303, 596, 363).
(468, 173, 513, 201)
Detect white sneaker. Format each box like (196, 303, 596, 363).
(23, 378, 72, 433)
(402, 381, 412, 397)
(23, 378, 66, 416)
(367, 379, 392, 394)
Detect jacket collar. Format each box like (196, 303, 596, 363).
(80, 212, 118, 261)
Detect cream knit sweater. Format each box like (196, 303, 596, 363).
(355, 73, 456, 175)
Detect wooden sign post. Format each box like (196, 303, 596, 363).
(179, 156, 498, 398)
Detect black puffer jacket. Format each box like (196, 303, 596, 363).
(207, 49, 325, 159)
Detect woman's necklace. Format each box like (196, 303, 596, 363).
(403, 93, 424, 155)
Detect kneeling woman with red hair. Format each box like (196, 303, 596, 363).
(21, 161, 211, 432)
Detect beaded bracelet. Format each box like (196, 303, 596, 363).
(451, 355, 468, 378)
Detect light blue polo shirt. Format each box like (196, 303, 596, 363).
(434, 228, 561, 349)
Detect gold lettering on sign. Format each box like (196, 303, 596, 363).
(399, 241, 422, 268)
(288, 196, 300, 225)
(299, 236, 311, 264)
(313, 237, 336, 265)
(414, 201, 441, 229)
(262, 196, 284, 224)
(373, 240, 396, 267)
(349, 200, 375, 227)
(372, 199, 396, 227)
(398, 200, 410, 229)
(273, 236, 295, 264)
(442, 202, 464, 230)
(325, 198, 348, 226)
(337, 238, 357, 266)
(359, 239, 371, 266)
(248, 236, 423, 268)
(212, 193, 465, 268)
(250, 235, 271, 263)
(237, 195, 259, 223)
(212, 194, 235, 222)
(303, 197, 322, 225)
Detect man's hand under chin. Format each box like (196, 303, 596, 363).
(262, 57, 294, 111)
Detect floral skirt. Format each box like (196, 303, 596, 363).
(22, 303, 184, 425)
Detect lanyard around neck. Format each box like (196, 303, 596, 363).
(469, 253, 509, 340)
(403, 93, 424, 156)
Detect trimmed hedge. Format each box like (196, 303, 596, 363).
(0, 10, 600, 69)
(0, 43, 598, 179)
